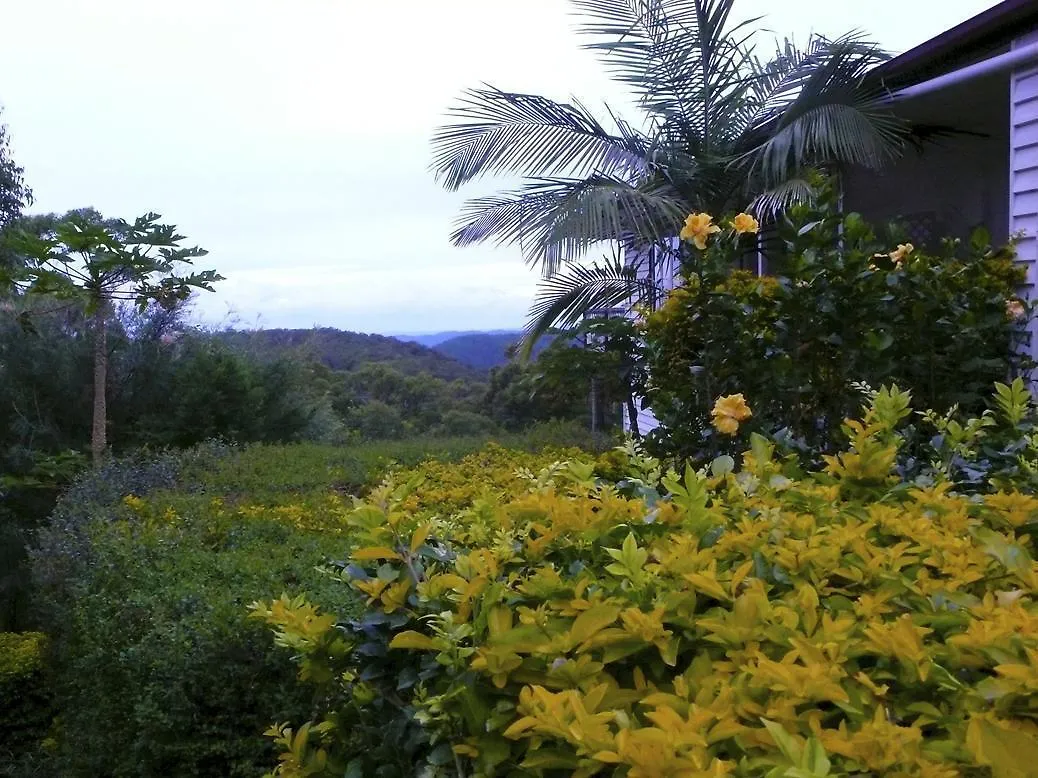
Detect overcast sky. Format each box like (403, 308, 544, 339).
(1, 0, 998, 334)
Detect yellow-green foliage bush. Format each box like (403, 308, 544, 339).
(0, 631, 44, 682)
(0, 632, 51, 773)
(392, 443, 588, 516)
(25, 440, 582, 777)
(256, 390, 1038, 778)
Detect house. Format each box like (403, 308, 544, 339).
(846, 0, 1038, 360)
(623, 0, 1038, 435)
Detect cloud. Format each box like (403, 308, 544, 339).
(1, 0, 999, 332)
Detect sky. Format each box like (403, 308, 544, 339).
(1, 0, 1000, 335)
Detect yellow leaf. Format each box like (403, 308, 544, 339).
(568, 604, 621, 647)
(730, 559, 754, 593)
(388, 631, 439, 651)
(684, 572, 730, 601)
(487, 605, 513, 638)
(381, 579, 412, 612)
(410, 522, 433, 553)
(502, 716, 538, 739)
(967, 718, 1038, 778)
(352, 546, 400, 561)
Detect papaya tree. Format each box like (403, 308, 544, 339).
(6, 211, 221, 463)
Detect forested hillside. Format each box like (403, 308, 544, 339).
(218, 327, 478, 381)
(431, 331, 519, 369)
(392, 330, 554, 370)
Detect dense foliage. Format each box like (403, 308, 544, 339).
(0, 632, 49, 776)
(0, 284, 605, 629)
(219, 328, 483, 382)
(335, 362, 488, 440)
(22, 437, 596, 777)
(257, 387, 1038, 778)
(484, 320, 642, 434)
(642, 191, 1031, 464)
(0, 304, 325, 629)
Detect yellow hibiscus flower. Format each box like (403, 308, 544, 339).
(711, 394, 752, 435)
(889, 243, 914, 266)
(731, 213, 759, 235)
(713, 394, 752, 422)
(713, 415, 741, 435)
(680, 213, 721, 250)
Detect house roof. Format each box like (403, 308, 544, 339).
(871, 0, 1038, 88)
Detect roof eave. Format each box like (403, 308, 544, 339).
(869, 0, 1038, 88)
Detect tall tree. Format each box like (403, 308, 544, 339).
(0, 108, 31, 231)
(8, 211, 222, 463)
(431, 0, 906, 341)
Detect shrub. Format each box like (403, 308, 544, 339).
(0, 632, 51, 775)
(642, 184, 1032, 465)
(349, 400, 406, 440)
(434, 410, 500, 438)
(29, 445, 361, 778)
(0, 449, 87, 630)
(256, 390, 1038, 778)
(391, 442, 589, 515)
(27, 438, 593, 777)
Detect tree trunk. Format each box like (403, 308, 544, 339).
(590, 377, 599, 434)
(91, 304, 108, 465)
(626, 394, 641, 438)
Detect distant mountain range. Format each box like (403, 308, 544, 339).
(217, 328, 544, 377)
(395, 329, 522, 348)
(393, 330, 547, 371)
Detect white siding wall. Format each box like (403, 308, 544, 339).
(1013, 32, 1038, 363)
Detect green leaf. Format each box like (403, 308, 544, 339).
(762, 719, 802, 766)
(802, 737, 831, 775)
(750, 433, 774, 467)
(427, 743, 454, 766)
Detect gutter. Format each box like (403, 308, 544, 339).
(874, 0, 1038, 86)
(890, 39, 1038, 102)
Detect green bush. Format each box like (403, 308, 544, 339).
(31, 471, 357, 776)
(256, 389, 1038, 778)
(28, 443, 367, 777)
(27, 436, 599, 777)
(0, 450, 88, 631)
(642, 184, 1031, 465)
(0, 632, 51, 776)
(434, 409, 500, 438)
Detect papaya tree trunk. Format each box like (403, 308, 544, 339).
(91, 303, 108, 465)
(626, 394, 641, 438)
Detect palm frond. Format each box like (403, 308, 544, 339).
(430, 87, 649, 190)
(572, 0, 760, 133)
(751, 175, 819, 218)
(451, 176, 689, 276)
(741, 35, 905, 181)
(520, 251, 660, 356)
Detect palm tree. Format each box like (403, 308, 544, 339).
(431, 0, 906, 345)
